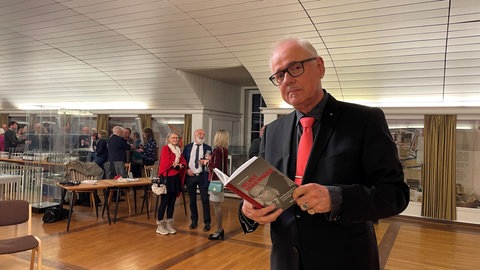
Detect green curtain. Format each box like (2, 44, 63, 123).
(422, 114, 457, 220)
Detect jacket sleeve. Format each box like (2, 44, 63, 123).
(158, 146, 172, 176)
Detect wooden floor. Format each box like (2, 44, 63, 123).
(2, 195, 480, 270)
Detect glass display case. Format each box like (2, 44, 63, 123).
(2, 109, 95, 212)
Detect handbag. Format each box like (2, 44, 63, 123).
(42, 206, 69, 223)
(208, 181, 223, 192)
(208, 147, 226, 193)
(151, 175, 167, 195)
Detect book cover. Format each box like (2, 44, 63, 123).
(214, 156, 297, 209)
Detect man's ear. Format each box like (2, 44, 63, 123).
(316, 56, 326, 79)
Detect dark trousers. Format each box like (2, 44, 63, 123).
(158, 192, 177, 220)
(131, 163, 143, 177)
(186, 174, 211, 225)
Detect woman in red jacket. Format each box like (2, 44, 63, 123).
(156, 130, 186, 235)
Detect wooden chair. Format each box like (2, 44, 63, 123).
(69, 170, 100, 216)
(143, 165, 158, 214)
(0, 200, 42, 270)
(124, 163, 131, 177)
(107, 163, 134, 214)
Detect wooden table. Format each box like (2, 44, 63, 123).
(57, 181, 112, 231)
(57, 178, 153, 231)
(101, 178, 152, 223)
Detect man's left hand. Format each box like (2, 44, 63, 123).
(293, 183, 331, 214)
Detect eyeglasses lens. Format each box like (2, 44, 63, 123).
(270, 62, 305, 86)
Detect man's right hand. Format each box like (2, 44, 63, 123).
(241, 200, 283, 225)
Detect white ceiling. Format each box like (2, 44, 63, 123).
(0, 0, 479, 112)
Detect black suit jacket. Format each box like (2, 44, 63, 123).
(4, 129, 24, 151)
(183, 142, 213, 184)
(247, 95, 409, 270)
(107, 134, 130, 162)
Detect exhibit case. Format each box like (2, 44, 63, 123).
(1, 109, 95, 212)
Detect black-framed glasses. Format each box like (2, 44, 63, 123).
(268, 57, 317, 86)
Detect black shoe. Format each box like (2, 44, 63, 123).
(208, 230, 224, 240)
(189, 222, 198, 229)
(203, 224, 210, 232)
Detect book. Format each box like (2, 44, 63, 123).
(213, 156, 298, 209)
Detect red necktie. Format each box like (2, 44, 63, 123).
(295, 117, 315, 185)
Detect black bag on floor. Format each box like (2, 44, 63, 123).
(42, 206, 69, 223)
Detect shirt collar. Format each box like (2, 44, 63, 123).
(295, 89, 329, 124)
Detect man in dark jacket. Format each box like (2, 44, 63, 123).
(239, 38, 409, 270)
(104, 126, 131, 178)
(4, 121, 27, 152)
(183, 129, 212, 231)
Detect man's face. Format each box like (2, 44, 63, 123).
(270, 41, 325, 113)
(195, 130, 205, 144)
(123, 129, 130, 139)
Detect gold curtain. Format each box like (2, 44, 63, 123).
(138, 114, 152, 129)
(183, 114, 192, 148)
(96, 114, 109, 134)
(0, 114, 9, 127)
(422, 114, 457, 220)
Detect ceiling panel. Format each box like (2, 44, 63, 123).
(0, 0, 479, 112)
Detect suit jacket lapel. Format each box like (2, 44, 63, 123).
(281, 112, 297, 180)
(303, 96, 342, 183)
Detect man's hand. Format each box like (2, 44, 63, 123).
(241, 200, 283, 224)
(293, 183, 331, 214)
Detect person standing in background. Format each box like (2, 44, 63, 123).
(141, 128, 157, 166)
(27, 123, 42, 151)
(130, 131, 144, 177)
(207, 129, 229, 240)
(0, 128, 4, 151)
(183, 129, 212, 232)
(79, 126, 91, 148)
(239, 38, 409, 270)
(122, 127, 134, 165)
(91, 128, 98, 151)
(4, 121, 27, 152)
(156, 130, 186, 235)
(94, 130, 108, 178)
(248, 125, 265, 158)
(105, 126, 130, 179)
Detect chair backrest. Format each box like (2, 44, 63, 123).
(70, 169, 96, 181)
(144, 165, 158, 178)
(125, 163, 131, 174)
(0, 199, 41, 269)
(0, 200, 30, 230)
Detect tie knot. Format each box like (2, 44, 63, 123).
(300, 117, 315, 128)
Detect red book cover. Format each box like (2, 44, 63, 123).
(214, 157, 297, 209)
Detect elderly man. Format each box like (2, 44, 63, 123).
(239, 38, 409, 270)
(104, 126, 131, 179)
(182, 129, 212, 231)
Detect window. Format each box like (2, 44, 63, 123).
(250, 92, 266, 142)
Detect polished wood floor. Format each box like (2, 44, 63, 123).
(2, 194, 480, 270)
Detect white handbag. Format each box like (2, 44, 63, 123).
(151, 176, 167, 195)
